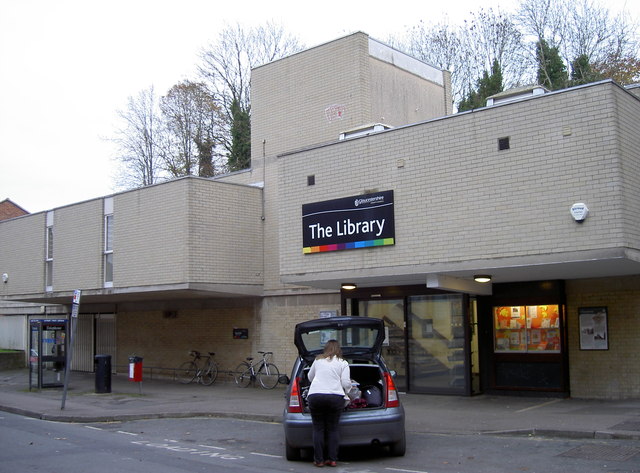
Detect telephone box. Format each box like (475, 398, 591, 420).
(29, 319, 67, 390)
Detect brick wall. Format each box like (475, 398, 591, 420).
(116, 301, 258, 378)
(567, 276, 640, 399)
(54, 200, 104, 291)
(277, 82, 639, 283)
(0, 212, 45, 294)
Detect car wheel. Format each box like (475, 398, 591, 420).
(388, 431, 406, 456)
(285, 440, 301, 461)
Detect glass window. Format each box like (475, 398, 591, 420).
(104, 214, 113, 252)
(494, 305, 560, 353)
(45, 224, 53, 290)
(104, 214, 113, 286)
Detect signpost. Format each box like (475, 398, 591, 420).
(61, 289, 81, 410)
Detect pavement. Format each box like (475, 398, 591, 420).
(2, 368, 640, 440)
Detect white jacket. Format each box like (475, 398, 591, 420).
(307, 356, 351, 397)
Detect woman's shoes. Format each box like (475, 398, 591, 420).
(313, 459, 337, 467)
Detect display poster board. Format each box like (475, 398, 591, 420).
(579, 307, 608, 350)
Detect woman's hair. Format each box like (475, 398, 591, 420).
(316, 339, 343, 360)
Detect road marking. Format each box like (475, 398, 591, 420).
(515, 399, 562, 413)
(84, 426, 102, 431)
(117, 430, 139, 436)
(131, 440, 244, 459)
(250, 452, 281, 458)
(198, 444, 226, 450)
(386, 468, 430, 473)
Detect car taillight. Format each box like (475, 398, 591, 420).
(384, 372, 400, 408)
(287, 377, 303, 413)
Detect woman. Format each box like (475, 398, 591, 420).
(307, 339, 351, 467)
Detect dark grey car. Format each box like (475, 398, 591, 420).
(283, 316, 406, 461)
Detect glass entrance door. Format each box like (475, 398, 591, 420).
(350, 290, 473, 395)
(359, 299, 407, 391)
(407, 294, 468, 394)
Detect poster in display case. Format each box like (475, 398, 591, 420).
(579, 307, 608, 350)
(494, 305, 560, 353)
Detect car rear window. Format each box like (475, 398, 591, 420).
(300, 325, 381, 354)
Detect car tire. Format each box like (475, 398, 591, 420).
(388, 431, 406, 456)
(285, 440, 301, 461)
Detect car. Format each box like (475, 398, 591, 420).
(283, 316, 406, 461)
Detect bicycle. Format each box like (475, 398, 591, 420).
(177, 350, 218, 385)
(233, 351, 280, 389)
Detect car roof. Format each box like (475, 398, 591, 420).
(294, 316, 385, 362)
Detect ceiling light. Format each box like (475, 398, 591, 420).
(474, 275, 492, 283)
(341, 283, 357, 290)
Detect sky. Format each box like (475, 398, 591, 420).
(1, 0, 637, 214)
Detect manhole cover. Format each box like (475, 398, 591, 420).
(611, 420, 640, 431)
(559, 444, 640, 462)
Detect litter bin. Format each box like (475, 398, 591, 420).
(94, 354, 112, 393)
(128, 356, 143, 382)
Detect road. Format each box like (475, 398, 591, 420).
(1, 411, 639, 472)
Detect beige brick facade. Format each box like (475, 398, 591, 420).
(2, 32, 640, 399)
(567, 276, 640, 399)
(278, 82, 640, 285)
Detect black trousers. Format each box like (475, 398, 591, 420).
(308, 393, 344, 462)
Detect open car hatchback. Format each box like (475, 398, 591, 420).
(283, 316, 406, 460)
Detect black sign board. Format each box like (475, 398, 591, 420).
(302, 190, 395, 253)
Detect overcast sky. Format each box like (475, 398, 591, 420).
(1, 0, 637, 213)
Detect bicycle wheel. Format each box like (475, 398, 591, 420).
(177, 361, 197, 384)
(234, 362, 252, 388)
(201, 361, 218, 386)
(258, 362, 280, 389)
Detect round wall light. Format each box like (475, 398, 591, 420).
(474, 275, 492, 283)
(341, 283, 357, 290)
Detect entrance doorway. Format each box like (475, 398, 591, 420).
(347, 287, 477, 395)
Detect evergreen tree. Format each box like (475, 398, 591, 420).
(536, 39, 568, 90)
(228, 99, 251, 171)
(569, 54, 602, 86)
(458, 59, 504, 112)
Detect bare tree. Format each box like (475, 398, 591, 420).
(197, 22, 304, 167)
(400, 9, 530, 109)
(516, 0, 639, 84)
(111, 86, 166, 189)
(160, 81, 222, 178)
(462, 9, 532, 90)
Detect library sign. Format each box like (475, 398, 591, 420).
(302, 190, 395, 254)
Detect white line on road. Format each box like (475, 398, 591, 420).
(117, 430, 139, 436)
(250, 452, 282, 458)
(386, 468, 430, 473)
(198, 444, 226, 450)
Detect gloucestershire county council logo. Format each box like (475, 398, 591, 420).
(354, 195, 385, 207)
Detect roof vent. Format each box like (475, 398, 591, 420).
(486, 85, 548, 107)
(339, 123, 392, 141)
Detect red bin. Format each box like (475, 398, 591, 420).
(128, 356, 143, 382)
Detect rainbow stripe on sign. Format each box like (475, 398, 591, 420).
(303, 238, 394, 254)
